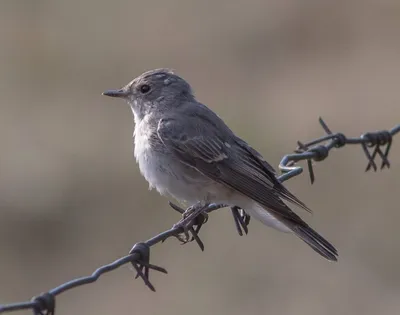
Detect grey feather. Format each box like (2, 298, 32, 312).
(103, 68, 338, 261)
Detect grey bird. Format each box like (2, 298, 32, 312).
(103, 68, 338, 261)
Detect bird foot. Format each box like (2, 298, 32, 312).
(231, 206, 251, 236)
(169, 202, 209, 251)
(173, 202, 209, 229)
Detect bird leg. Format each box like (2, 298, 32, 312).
(174, 202, 209, 228)
(171, 202, 212, 243)
(231, 206, 251, 236)
(169, 202, 208, 250)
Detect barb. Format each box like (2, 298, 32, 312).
(278, 117, 399, 184)
(0, 202, 220, 315)
(1, 117, 398, 315)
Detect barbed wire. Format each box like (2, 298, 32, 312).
(278, 117, 399, 183)
(0, 117, 398, 315)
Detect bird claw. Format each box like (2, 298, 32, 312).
(231, 206, 251, 236)
(172, 224, 191, 243)
(169, 202, 208, 251)
(129, 242, 167, 291)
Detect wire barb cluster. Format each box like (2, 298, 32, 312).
(0, 118, 398, 315)
(278, 117, 399, 184)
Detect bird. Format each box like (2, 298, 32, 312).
(103, 68, 338, 261)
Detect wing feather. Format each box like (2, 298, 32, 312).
(157, 117, 307, 224)
(156, 112, 337, 261)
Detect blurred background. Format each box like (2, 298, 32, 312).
(1, 1, 400, 314)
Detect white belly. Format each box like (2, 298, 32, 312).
(134, 123, 214, 203)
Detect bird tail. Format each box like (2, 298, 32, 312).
(288, 223, 338, 261)
(249, 205, 338, 261)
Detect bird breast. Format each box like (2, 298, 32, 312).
(133, 119, 164, 191)
(133, 119, 218, 203)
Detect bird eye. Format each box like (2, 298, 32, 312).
(139, 84, 151, 94)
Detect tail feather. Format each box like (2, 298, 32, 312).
(290, 224, 338, 261)
(245, 203, 338, 261)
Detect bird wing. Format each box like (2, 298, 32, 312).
(156, 116, 308, 224)
(233, 137, 311, 212)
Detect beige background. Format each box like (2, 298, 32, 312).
(1, 1, 400, 315)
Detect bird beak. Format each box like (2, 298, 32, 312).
(102, 88, 130, 98)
